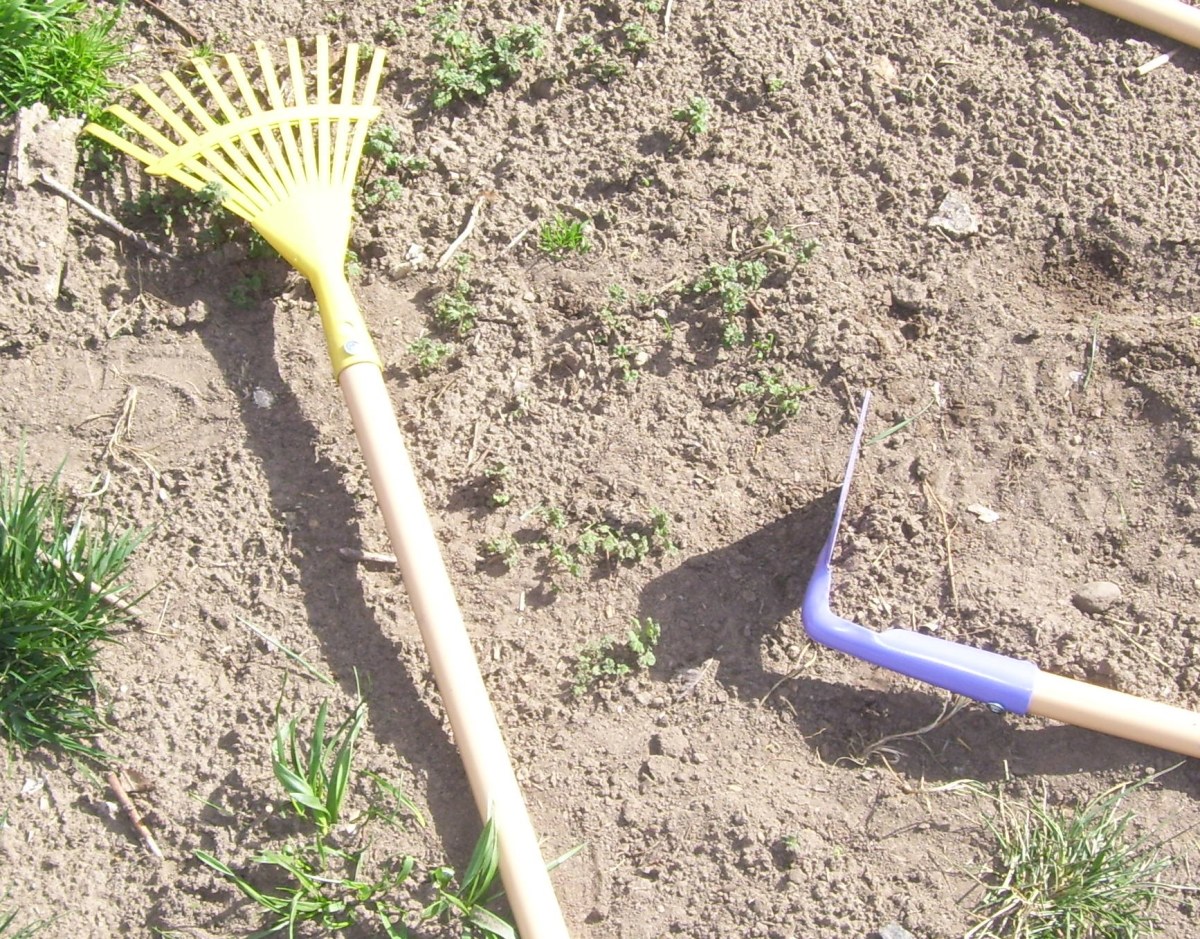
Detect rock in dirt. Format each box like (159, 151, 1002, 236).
(877, 924, 918, 939)
(927, 191, 980, 238)
(1072, 580, 1123, 614)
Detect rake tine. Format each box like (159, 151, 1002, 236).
(224, 53, 297, 193)
(315, 35, 331, 189)
(286, 38, 318, 185)
(255, 41, 306, 190)
(156, 72, 274, 215)
(191, 57, 290, 204)
(329, 43, 358, 191)
(343, 47, 386, 197)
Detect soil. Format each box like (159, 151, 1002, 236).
(2, 1, 1200, 937)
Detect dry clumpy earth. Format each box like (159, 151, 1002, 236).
(3, 0, 1200, 936)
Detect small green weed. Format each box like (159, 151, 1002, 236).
(483, 463, 513, 508)
(594, 284, 647, 381)
(693, 259, 767, 346)
(431, 10, 544, 108)
(571, 35, 626, 83)
(538, 215, 591, 258)
(0, 1, 125, 119)
(481, 534, 521, 569)
(198, 698, 514, 938)
(0, 895, 49, 937)
(621, 22, 654, 55)
(543, 509, 675, 583)
(359, 124, 427, 208)
(571, 617, 661, 696)
(228, 273, 265, 309)
(737, 370, 811, 428)
(966, 774, 1178, 939)
(433, 281, 478, 335)
(0, 461, 140, 758)
(672, 96, 713, 137)
(407, 336, 453, 373)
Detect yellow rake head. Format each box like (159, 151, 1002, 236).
(86, 36, 386, 281)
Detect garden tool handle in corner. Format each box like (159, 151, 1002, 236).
(1076, 0, 1200, 49)
(338, 360, 572, 939)
(1029, 672, 1200, 758)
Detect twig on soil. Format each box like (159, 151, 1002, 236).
(1136, 48, 1178, 75)
(436, 191, 495, 270)
(501, 222, 535, 255)
(106, 770, 164, 860)
(37, 174, 169, 259)
(758, 646, 817, 706)
(130, 0, 203, 44)
(339, 546, 399, 565)
(923, 482, 959, 610)
(1081, 317, 1100, 393)
(39, 551, 150, 622)
(663, 0, 675, 35)
(850, 694, 970, 766)
(555, 4, 565, 32)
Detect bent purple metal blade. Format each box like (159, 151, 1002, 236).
(801, 392, 1039, 713)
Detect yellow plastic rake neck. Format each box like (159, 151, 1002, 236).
(85, 35, 386, 377)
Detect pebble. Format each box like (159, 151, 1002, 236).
(878, 924, 918, 939)
(1072, 580, 1122, 614)
(928, 191, 980, 238)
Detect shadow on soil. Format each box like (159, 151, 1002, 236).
(132, 258, 484, 864)
(641, 496, 1200, 796)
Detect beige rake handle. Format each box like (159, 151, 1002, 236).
(341, 362, 571, 937)
(1030, 672, 1200, 757)
(1077, 0, 1200, 47)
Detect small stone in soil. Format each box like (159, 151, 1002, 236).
(928, 191, 980, 238)
(878, 923, 918, 939)
(1071, 580, 1122, 614)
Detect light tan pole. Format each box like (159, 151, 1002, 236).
(1029, 672, 1200, 758)
(339, 361, 572, 939)
(1076, 0, 1200, 48)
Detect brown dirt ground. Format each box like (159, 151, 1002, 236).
(2, 0, 1200, 936)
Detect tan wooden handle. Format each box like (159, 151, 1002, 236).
(1076, 0, 1200, 48)
(1029, 671, 1200, 757)
(339, 362, 571, 938)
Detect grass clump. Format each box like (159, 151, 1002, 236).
(538, 215, 591, 259)
(571, 617, 661, 696)
(198, 697, 515, 938)
(0, 462, 139, 758)
(431, 9, 544, 108)
(0, 0, 125, 119)
(966, 774, 1177, 939)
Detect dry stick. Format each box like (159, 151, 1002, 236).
(129, 0, 203, 43)
(1137, 47, 1179, 73)
(106, 770, 164, 859)
(38, 174, 169, 259)
(664, 0, 675, 35)
(436, 193, 492, 270)
(923, 482, 959, 610)
(39, 551, 151, 622)
(338, 546, 399, 565)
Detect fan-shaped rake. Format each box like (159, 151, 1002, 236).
(86, 37, 571, 939)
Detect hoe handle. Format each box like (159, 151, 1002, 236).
(1029, 672, 1200, 758)
(1076, 0, 1200, 48)
(339, 361, 571, 939)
